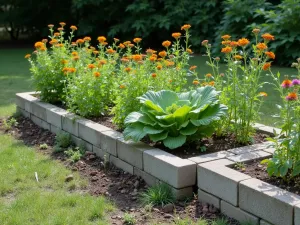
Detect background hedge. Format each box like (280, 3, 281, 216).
(0, 0, 299, 65)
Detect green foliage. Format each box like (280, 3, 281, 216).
(39, 143, 48, 150)
(139, 183, 175, 207)
(124, 86, 227, 149)
(123, 213, 136, 225)
(55, 131, 72, 148)
(64, 147, 84, 163)
(3, 117, 18, 129)
(256, 0, 300, 65)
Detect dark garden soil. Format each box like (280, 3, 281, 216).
(0, 116, 241, 225)
(234, 160, 300, 196)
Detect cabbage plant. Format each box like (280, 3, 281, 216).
(123, 86, 227, 149)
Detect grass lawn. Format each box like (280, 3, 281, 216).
(0, 134, 114, 225)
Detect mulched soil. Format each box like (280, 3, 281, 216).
(234, 160, 300, 196)
(0, 116, 241, 225)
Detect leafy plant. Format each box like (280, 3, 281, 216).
(139, 183, 175, 207)
(3, 117, 18, 130)
(262, 59, 300, 179)
(123, 213, 136, 225)
(64, 147, 83, 163)
(39, 143, 48, 150)
(55, 131, 72, 148)
(124, 86, 227, 149)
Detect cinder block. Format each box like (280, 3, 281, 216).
(31, 100, 49, 121)
(189, 151, 235, 164)
(171, 186, 193, 200)
(17, 92, 38, 113)
(100, 130, 123, 156)
(71, 135, 93, 152)
(92, 146, 110, 160)
(78, 119, 110, 148)
(15, 94, 25, 109)
(294, 203, 300, 225)
(198, 159, 251, 206)
(50, 124, 62, 135)
(31, 114, 50, 130)
(133, 167, 159, 186)
(46, 106, 68, 128)
(117, 138, 153, 170)
(239, 178, 300, 225)
(198, 189, 221, 209)
(262, 147, 275, 154)
(260, 220, 273, 225)
(226, 150, 271, 163)
(16, 107, 30, 118)
(110, 155, 134, 174)
(62, 113, 80, 136)
(257, 125, 281, 136)
(221, 200, 259, 224)
(143, 149, 196, 189)
(228, 142, 270, 155)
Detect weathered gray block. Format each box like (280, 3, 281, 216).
(71, 135, 93, 152)
(189, 151, 235, 164)
(92, 146, 110, 160)
(16, 107, 30, 118)
(20, 93, 38, 113)
(133, 167, 159, 186)
(171, 186, 193, 200)
(294, 203, 300, 225)
(198, 189, 221, 209)
(15, 94, 25, 109)
(257, 125, 281, 136)
(226, 150, 271, 163)
(31, 114, 50, 130)
(262, 147, 275, 154)
(50, 124, 62, 135)
(62, 113, 80, 136)
(117, 138, 153, 170)
(78, 119, 110, 148)
(99, 130, 123, 156)
(198, 159, 251, 206)
(221, 200, 259, 224)
(31, 100, 49, 121)
(46, 106, 68, 128)
(143, 149, 196, 189)
(228, 142, 270, 155)
(110, 155, 134, 174)
(239, 178, 300, 225)
(260, 220, 273, 225)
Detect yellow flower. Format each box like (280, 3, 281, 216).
(262, 33, 275, 41)
(190, 65, 197, 71)
(206, 73, 212, 78)
(151, 73, 157, 78)
(119, 85, 125, 89)
(221, 35, 231, 40)
(158, 51, 167, 58)
(71, 52, 78, 56)
(59, 22, 66, 27)
(193, 80, 200, 85)
(265, 51, 275, 59)
(156, 65, 162, 70)
(97, 36, 106, 43)
(57, 27, 64, 31)
(24, 54, 31, 59)
(106, 48, 116, 54)
(88, 64, 96, 69)
(181, 24, 191, 30)
(48, 24, 54, 28)
(186, 48, 193, 54)
(83, 36, 91, 42)
(133, 38, 142, 43)
(132, 54, 142, 61)
(76, 39, 84, 44)
(230, 41, 239, 47)
(238, 38, 250, 47)
(162, 40, 171, 48)
(119, 43, 125, 49)
(70, 25, 77, 31)
(34, 42, 44, 49)
(124, 67, 131, 73)
(61, 59, 68, 64)
(259, 92, 267, 97)
(172, 32, 181, 39)
(262, 62, 271, 71)
(234, 55, 243, 60)
(114, 38, 120, 42)
(256, 42, 267, 51)
(54, 32, 60, 37)
(94, 72, 100, 77)
(221, 46, 232, 54)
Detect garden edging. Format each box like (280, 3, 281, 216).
(17, 91, 297, 225)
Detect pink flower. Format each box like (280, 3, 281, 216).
(292, 79, 300, 86)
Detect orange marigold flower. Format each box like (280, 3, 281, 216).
(106, 48, 116, 54)
(158, 51, 167, 58)
(166, 60, 175, 67)
(97, 36, 106, 43)
(40, 46, 47, 51)
(48, 24, 54, 28)
(193, 80, 200, 85)
(259, 92, 268, 97)
(234, 55, 243, 60)
(265, 51, 275, 59)
(146, 49, 155, 54)
(61, 59, 68, 64)
(70, 25, 77, 31)
(72, 56, 80, 61)
(238, 38, 250, 47)
(56, 44, 63, 48)
(190, 65, 197, 71)
(24, 54, 31, 59)
(256, 42, 267, 51)
(230, 41, 239, 47)
(71, 52, 78, 56)
(132, 54, 142, 61)
(94, 72, 100, 77)
(88, 64, 96, 69)
(281, 79, 292, 88)
(206, 73, 212, 78)
(186, 48, 193, 54)
(71, 42, 77, 46)
(93, 50, 99, 55)
(162, 40, 171, 48)
(121, 57, 129, 63)
(76, 39, 84, 44)
(262, 33, 275, 41)
(124, 67, 131, 73)
(221, 46, 232, 54)
(99, 59, 107, 65)
(59, 22, 66, 27)
(34, 41, 44, 49)
(149, 56, 157, 62)
(209, 81, 215, 86)
(181, 24, 191, 30)
(222, 40, 231, 46)
(119, 43, 125, 49)
(286, 92, 298, 101)
(49, 39, 58, 45)
(69, 68, 76, 73)
(123, 41, 131, 46)
(128, 44, 134, 48)
(83, 36, 91, 42)
(54, 32, 60, 37)
(133, 38, 142, 43)
(157, 65, 162, 70)
(57, 27, 64, 31)
(169, 79, 173, 83)
(262, 62, 271, 71)
(102, 42, 108, 46)
(119, 85, 125, 89)
(221, 35, 231, 40)
(42, 39, 48, 43)
(252, 28, 260, 34)
(151, 73, 157, 78)
(172, 32, 181, 39)
(114, 38, 119, 42)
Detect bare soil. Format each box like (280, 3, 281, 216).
(234, 160, 300, 196)
(0, 116, 240, 225)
